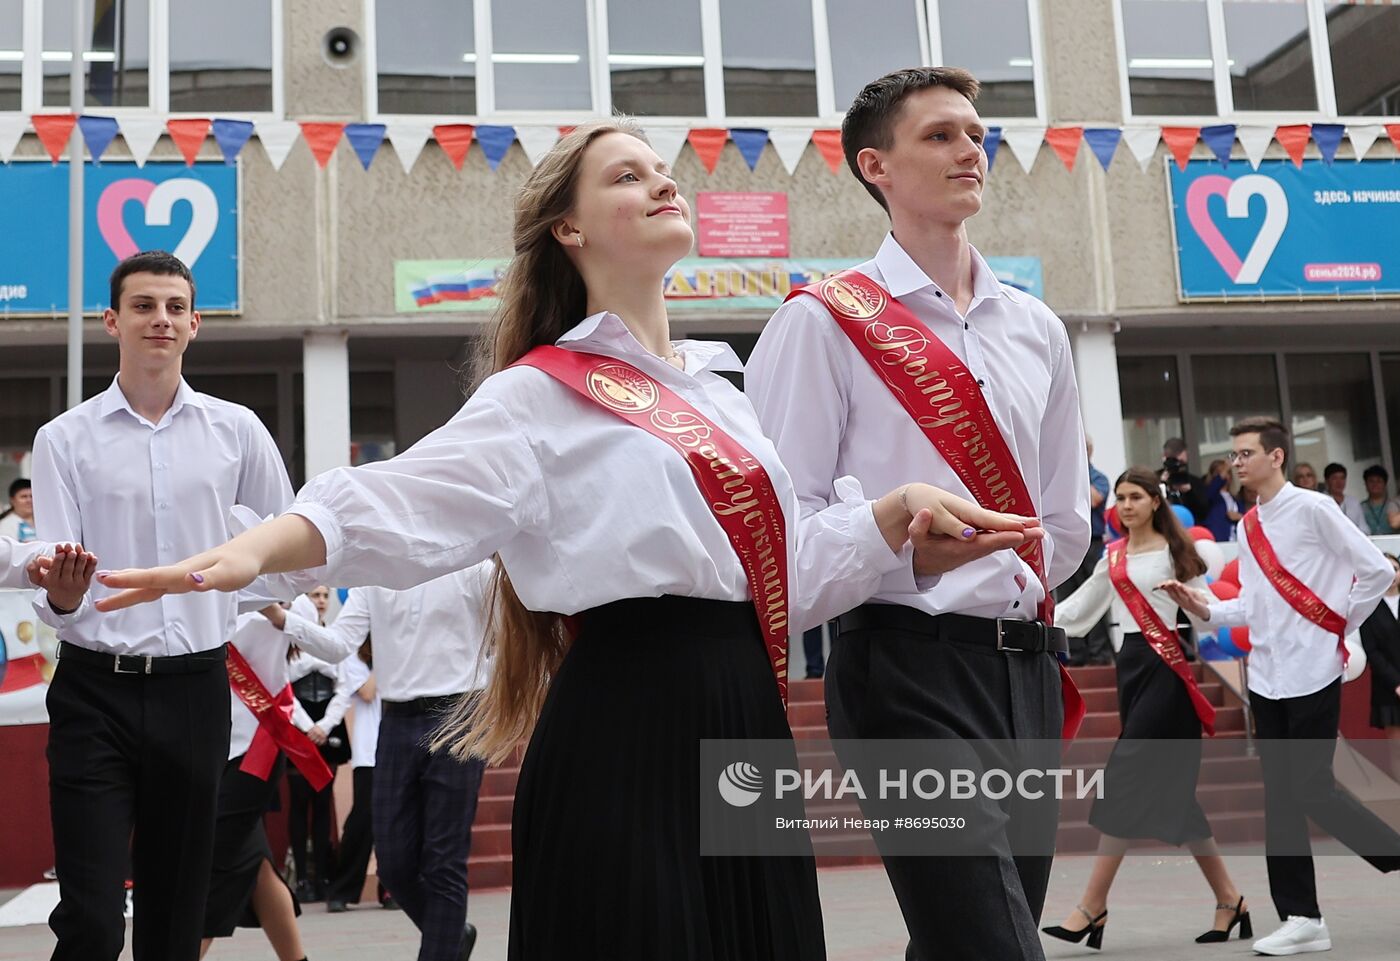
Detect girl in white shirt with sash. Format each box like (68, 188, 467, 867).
(96, 121, 1040, 961)
(1042, 468, 1249, 950)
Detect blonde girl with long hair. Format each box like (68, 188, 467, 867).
(95, 121, 1040, 960)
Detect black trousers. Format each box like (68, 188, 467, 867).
(1057, 537, 1112, 665)
(374, 709, 485, 961)
(328, 766, 377, 904)
(46, 655, 231, 961)
(1251, 679, 1400, 920)
(828, 607, 1063, 961)
(286, 767, 335, 890)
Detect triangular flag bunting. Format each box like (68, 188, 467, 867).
(1347, 124, 1383, 161)
(729, 128, 768, 171)
(1002, 127, 1045, 174)
(984, 127, 1002, 172)
(0, 115, 25, 163)
(433, 123, 475, 170)
(1045, 126, 1082, 171)
(768, 128, 812, 176)
(476, 125, 516, 171)
(1200, 124, 1235, 166)
(256, 121, 300, 171)
(211, 118, 254, 165)
(1385, 124, 1400, 152)
(1160, 126, 1199, 171)
(515, 125, 560, 167)
(77, 115, 120, 163)
(1083, 127, 1120, 172)
(1122, 126, 1160, 172)
(811, 129, 844, 174)
(344, 123, 386, 170)
(1275, 124, 1310, 167)
(688, 128, 728, 174)
(387, 121, 432, 173)
(32, 114, 77, 163)
(1237, 125, 1274, 170)
(643, 126, 689, 169)
(300, 122, 345, 169)
(120, 116, 166, 167)
(1312, 123, 1344, 165)
(167, 118, 211, 165)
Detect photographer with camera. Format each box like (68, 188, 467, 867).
(1160, 438, 1210, 525)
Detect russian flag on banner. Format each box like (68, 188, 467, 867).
(411, 268, 502, 306)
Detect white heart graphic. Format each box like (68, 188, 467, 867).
(1226, 175, 1288, 285)
(146, 179, 220, 268)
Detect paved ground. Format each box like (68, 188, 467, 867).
(1, 846, 1395, 960)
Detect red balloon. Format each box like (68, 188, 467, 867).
(1232, 626, 1251, 652)
(1209, 580, 1239, 601)
(1220, 558, 1241, 586)
(1189, 526, 1216, 542)
(1105, 505, 1121, 536)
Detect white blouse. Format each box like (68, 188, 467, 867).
(286, 312, 911, 634)
(1056, 546, 1210, 653)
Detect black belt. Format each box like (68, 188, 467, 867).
(836, 605, 1068, 655)
(57, 641, 228, 675)
(382, 693, 467, 717)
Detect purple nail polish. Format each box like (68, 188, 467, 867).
(963, 528, 976, 538)
(191, 573, 205, 584)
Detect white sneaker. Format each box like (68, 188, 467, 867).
(1252, 916, 1332, 955)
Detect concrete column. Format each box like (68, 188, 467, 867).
(303, 330, 351, 480)
(1070, 323, 1127, 483)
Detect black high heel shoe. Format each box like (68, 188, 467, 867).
(1042, 904, 1108, 950)
(1195, 895, 1252, 943)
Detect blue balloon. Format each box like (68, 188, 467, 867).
(1171, 504, 1194, 528)
(1214, 626, 1248, 658)
(1198, 637, 1231, 661)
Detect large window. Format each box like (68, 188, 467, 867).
(1191, 354, 1282, 468)
(7, 0, 278, 115)
(1118, 355, 1184, 470)
(1117, 0, 1400, 119)
(368, 0, 1043, 121)
(1286, 353, 1381, 501)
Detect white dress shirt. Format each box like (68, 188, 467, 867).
(1, 537, 43, 590)
(1056, 546, 1210, 653)
(1207, 483, 1392, 699)
(745, 233, 1091, 621)
(32, 376, 294, 655)
(285, 563, 495, 702)
(339, 656, 381, 769)
(286, 592, 355, 730)
(285, 312, 909, 634)
(226, 604, 348, 761)
(0, 513, 36, 542)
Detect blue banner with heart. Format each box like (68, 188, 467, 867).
(0, 160, 239, 316)
(1167, 158, 1400, 302)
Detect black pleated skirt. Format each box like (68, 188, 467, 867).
(204, 754, 300, 938)
(1089, 632, 1213, 845)
(507, 595, 826, 961)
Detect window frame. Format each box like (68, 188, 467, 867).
(1113, 0, 1398, 125)
(364, 0, 1047, 129)
(11, 0, 284, 120)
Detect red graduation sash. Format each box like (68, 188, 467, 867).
(1106, 540, 1216, 735)
(789, 270, 1085, 739)
(227, 645, 334, 790)
(1242, 507, 1349, 667)
(515, 345, 791, 705)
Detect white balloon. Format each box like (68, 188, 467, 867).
(1194, 540, 1225, 580)
(1343, 633, 1367, 683)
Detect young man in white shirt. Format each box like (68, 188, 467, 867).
(282, 562, 495, 961)
(746, 67, 1089, 961)
(32, 251, 294, 961)
(1163, 417, 1400, 956)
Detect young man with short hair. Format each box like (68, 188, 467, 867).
(0, 477, 35, 542)
(746, 67, 1089, 961)
(1163, 417, 1400, 956)
(1322, 462, 1367, 532)
(33, 251, 295, 961)
(1360, 464, 1400, 535)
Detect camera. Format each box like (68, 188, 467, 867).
(1161, 456, 1193, 490)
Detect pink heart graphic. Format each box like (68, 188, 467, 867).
(96, 178, 157, 261)
(1185, 175, 1243, 280)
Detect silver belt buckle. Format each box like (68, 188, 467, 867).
(994, 618, 1026, 653)
(113, 654, 154, 675)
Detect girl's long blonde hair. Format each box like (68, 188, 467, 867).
(431, 119, 648, 765)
